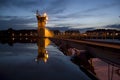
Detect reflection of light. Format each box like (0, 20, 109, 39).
(35, 59, 38, 62)
(45, 38, 51, 48)
(25, 38, 28, 40)
(43, 52, 48, 63)
(36, 38, 50, 63)
(43, 58, 47, 63)
(45, 53, 48, 59)
(35, 51, 49, 63)
(12, 38, 15, 40)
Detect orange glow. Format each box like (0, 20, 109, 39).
(43, 53, 49, 63)
(45, 28, 54, 37)
(37, 12, 54, 38)
(36, 38, 50, 63)
(45, 38, 51, 48)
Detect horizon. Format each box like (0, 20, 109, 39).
(0, 24, 120, 33)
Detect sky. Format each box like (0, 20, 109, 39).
(0, 0, 120, 31)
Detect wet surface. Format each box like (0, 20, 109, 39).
(0, 40, 91, 80)
(51, 38, 120, 80)
(92, 58, 120, 80)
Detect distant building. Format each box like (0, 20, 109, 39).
(65, 30, 80, 35)
(85, 29, 120, 39)
(0, 28, 37, 38)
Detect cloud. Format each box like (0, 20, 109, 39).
(0, 0, 40, 8)
(47, 27, 69, 31)
(82, 2, 120, 13)
(56, 14, 100, 20)
(56, 2, 120, 19)
(0, 0, 120, 30)
(47, 26, 96, 33)
(104, 24, 120, 29)
(41, 0, 67, 15)
(47, 24, 120, 33)
(0, 0, 67, 13)
(0, 16, 36, 30)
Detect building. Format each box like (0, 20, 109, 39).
(85, 29, 120, 39)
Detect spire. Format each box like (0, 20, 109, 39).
(36, 10, 40, 16)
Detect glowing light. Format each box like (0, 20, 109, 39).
(43, 58, 47, 63)
(45, 54, 48, 58)
(116, 33, 118, 35)
(46, 15, 48, 21)
(43, 12, 48, 24)
(12, 38, 15, 40)
(45, 28, 54, 37)
(43, 51, 49, 63)
(43, 13, 47, 17)
(45, 38, 51, 48)
(35, 59, 38, 62)
(107, 33, 109, 35)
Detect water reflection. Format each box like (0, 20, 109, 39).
(51, 39, 120, 80)
(51, 40, 96, 74)
(0, 37, 51, 63)
(35, 38, 50, 63)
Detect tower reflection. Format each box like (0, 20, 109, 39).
(35, 38, 51, 63)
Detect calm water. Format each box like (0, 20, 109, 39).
(0, 38, 119, 80)
(0, 38, 91, 80)
(92, 58, 120, 80)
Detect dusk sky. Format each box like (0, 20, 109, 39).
(0, 0, 120, 30)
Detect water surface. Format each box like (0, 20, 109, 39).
(0, 39, 91, 80)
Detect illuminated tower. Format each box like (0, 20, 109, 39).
(36, 10, 48, 37)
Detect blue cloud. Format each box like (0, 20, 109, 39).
(0, 0, 120, 30)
